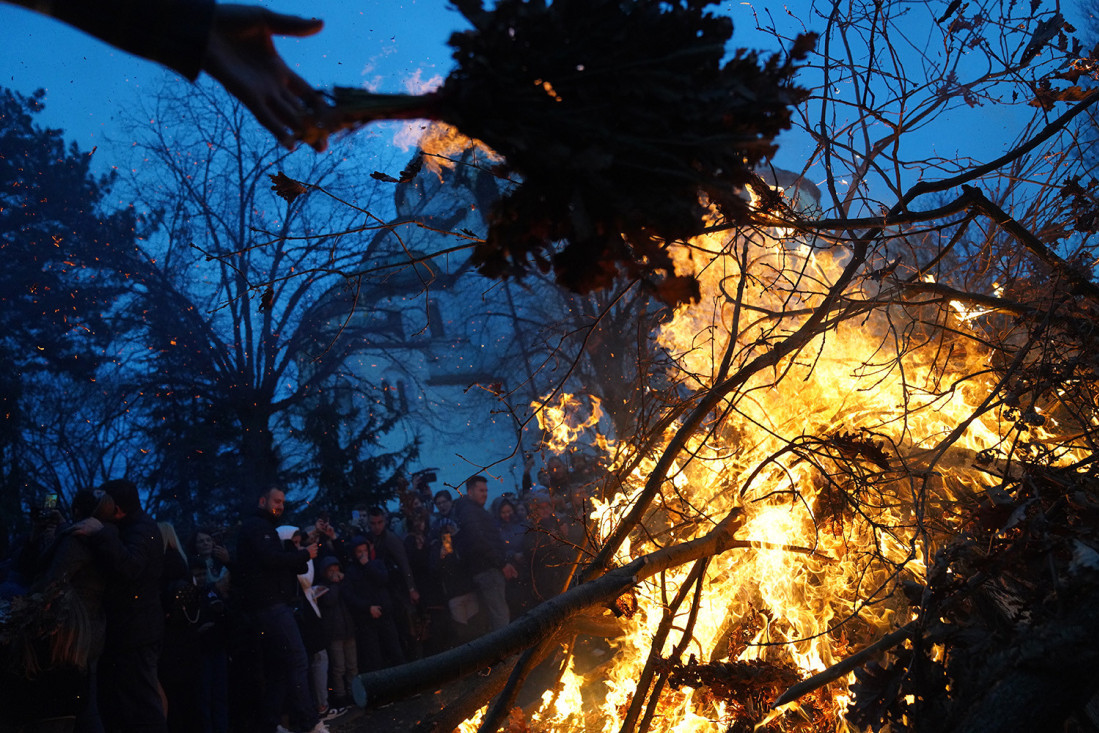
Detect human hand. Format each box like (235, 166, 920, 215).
(201, 5, 329, 150)
(370, 605, 382, 619)
(502, 563, 519, 581)
(213, 545, 230, 564)
(306, 542, 319, 559)
(409, 588, 420, 604)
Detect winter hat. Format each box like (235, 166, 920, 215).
(277, 525, 299, 542)
(320, 555, 341, 573)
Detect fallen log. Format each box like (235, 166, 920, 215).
(351, 508, 745, 711)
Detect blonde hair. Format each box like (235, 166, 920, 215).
(158, 521, 189, 567)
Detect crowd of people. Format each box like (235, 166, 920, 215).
(0, 456, 598, 733)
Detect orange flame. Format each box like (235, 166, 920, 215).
(513, 200, 1076, 731)
(535, 392, 605, 454)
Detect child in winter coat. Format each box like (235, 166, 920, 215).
(315, 556, 357, 712)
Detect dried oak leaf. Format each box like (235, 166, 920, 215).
(829, 431, 891, 470)
(269, 172, 309, 204)
(846, 659, 910, 733)
(259, 286, 275, 312)
(1030, 78, 1094, 110)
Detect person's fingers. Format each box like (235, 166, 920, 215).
(268, 89, 304, 131)
(248, 98, 295, 148)
(263, 11, 324, 38)
(285, 69, 323, 108)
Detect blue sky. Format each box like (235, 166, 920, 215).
(2, 0, 1092, 500)
(1, 0, 1064, 183)
(0, 0, 464, 165)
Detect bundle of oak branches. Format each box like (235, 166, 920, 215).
(309, 0, 814, 305)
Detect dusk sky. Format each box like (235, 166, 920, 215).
(1, 0, 1093, 491)
(1, 0, 1073, 182)
(1, 0, 463, 167)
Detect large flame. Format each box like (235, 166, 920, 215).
(536, 392, 605, 454)
(519, 207, 1061, 731)
(410, 127, 1080, 728)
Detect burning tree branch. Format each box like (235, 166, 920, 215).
(351, 508, 747, 711)
(292, 3, 1099, 732)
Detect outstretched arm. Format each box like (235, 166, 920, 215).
(202, 4, 327, 149)
(6, 0, 328, 149)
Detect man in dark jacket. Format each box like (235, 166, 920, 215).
(452, 476, 517, 631)
(341, 535, 405, 672)
(75, 478, 166, 733)
(235, 486, 324, 733)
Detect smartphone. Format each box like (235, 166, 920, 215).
(43, 493, 59, 511)
(351, 510, 361, 521)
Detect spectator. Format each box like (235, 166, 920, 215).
(403, 506, 444, 655)
(491, 496, 530, 619)
(314, 556, 356, 716)
(190, 528, 231, 590)
(366, 508, 419, 605)
(430, 490, 458, 540)
(491, 496, 525, 565)
(312, 513, 343, 561)
(524, 490, 575, 605)
(189, 556, 230, 733)
(159, 521, 203, 733)
(452, 476, 517, 631)
(278, 525, 328, 723)
(73, 478, 166, 733)
(188, 525, 232, 732)
(23, 489, 116, 732)
(431, 519, 478, 646)
(342, 535, 404, 672)
(366, 506, 420, 658)
(233, 487, 325, 733)
(410, 470, 437, 508)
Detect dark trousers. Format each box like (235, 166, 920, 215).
(256, 603, 317, 733)
(98, 643, 166, 733)
(199, 648, 229, 733)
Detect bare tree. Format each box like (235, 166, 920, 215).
(301, 2, 1099, 732)
(107, 81, 424, 514)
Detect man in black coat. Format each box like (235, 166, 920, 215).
(235, 486, 323, 733)
(452, 476, 517, 631)
(75, 478, 166, 733)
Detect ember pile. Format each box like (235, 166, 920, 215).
(307, 0, 814, 305)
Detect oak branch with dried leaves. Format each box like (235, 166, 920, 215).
(295, 1, 1099, 731)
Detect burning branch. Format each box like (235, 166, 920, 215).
(350, 508, 746, 711)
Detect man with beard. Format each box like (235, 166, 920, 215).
(234, 486, 326, 733)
